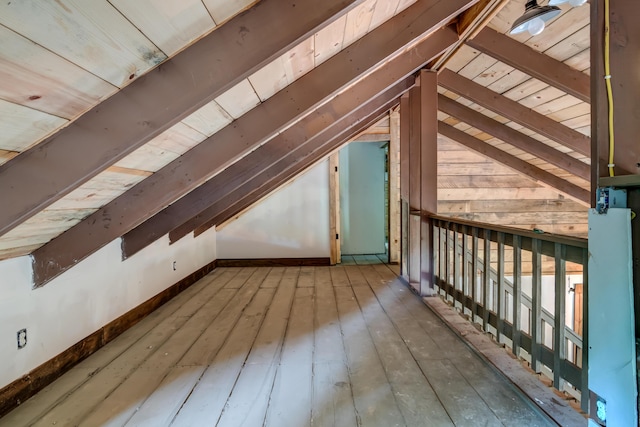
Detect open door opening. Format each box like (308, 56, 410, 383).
(337, 141, 388, 264)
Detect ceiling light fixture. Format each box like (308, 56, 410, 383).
(549, 0, 587, 6)
(509, 0, 561, 36)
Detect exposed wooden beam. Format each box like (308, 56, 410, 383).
(408, 85, 422, 292)
(430, 0, 508, 70)
(419, 70, 438, 296)
(0, 0, 365, 237)
(130, 25, 460, 253)
(439, 69, 590, 156)
(31, 5, 466, 286)
(194, 100, 401, 238)
(466, 28, 590, 103)
(591, 0, 639, 185)
(352, 133, 391, 142)
(125, 78, 413, 256)
(399, 93, 410, 279)
(438, 94, 591, 180)
(438, 121, 590, 205)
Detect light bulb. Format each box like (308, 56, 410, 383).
(527, 17, 545, 36)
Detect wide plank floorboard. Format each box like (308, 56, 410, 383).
(1, 266, 554, 427)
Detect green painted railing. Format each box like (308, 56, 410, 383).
(431, 216, 589, 412)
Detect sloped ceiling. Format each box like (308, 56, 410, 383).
(0, 0, 591, 277)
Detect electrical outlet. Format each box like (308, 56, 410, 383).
(17, 329, 27, 349)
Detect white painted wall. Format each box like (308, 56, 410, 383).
(0, 228, 217, 390)
(216, 160, 330, 258)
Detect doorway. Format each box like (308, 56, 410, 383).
(338, 141, 388, 260)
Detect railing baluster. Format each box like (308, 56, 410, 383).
(422, 215, 587, 405)
(581, 247, 589, 413)
(433, 222, 440, 289)
(496, 232, 505, 343)
(483, 229, 491, 331)
(444, 223, 450, 299)
(461, 225, 469, 313)
(471, 227, 478, 322)
(553, 243, 566, 390)
(512, 235, 522, 357)
(531, 238, 542, 373)
(453, 227, 460, 305)
(440, 226, 446, 296)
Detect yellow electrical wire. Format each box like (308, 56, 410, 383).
(604, 0, 615, 177)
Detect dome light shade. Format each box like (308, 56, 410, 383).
(549, 0, 587, 6)
(509, 0, 561, 35)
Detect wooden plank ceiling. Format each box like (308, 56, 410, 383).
(0, 0, 590, 263)
(435, 0, 590, 237)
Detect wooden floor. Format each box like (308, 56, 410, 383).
(0, 265, 554, 427)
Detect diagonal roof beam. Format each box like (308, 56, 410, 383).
(438, 69, 590, 156)
(182, 91, 405, 243)
(438, 94, 591, 180)
(31, 1, 470, 286)
(466, 28, 590, 103)
(194, 105, 398, 238)
(438, 121, 590, 204)
(123, 77, 414, 257)
(121, 27, 459, 255)
(0, 0, 366, 237)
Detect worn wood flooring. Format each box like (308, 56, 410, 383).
(0, 264, 553, 427)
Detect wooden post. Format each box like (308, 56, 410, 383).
(496, 232, 505, 343)
(389, 109, 401, 265)
(408, 85, 422, 292)
(512, 235, 522, 358)
(329, 153, 341, 265)
(531, 238, 542, 373)
(554, 243, 567, 391)
(420, 70, 438, 297)
(400, 94, 410, 280)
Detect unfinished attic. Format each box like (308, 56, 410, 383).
(0, 0, 639, 425)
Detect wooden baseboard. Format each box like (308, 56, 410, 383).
(216, 257, 330, 267)
(0, 259, 217, 418)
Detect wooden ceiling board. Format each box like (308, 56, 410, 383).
(180, 101, 233, 136)
(440, 198, 586, 213)
(113, 144, 182, 173)
(248, 57, 290, 102)
(283, 36, 315, 82)
(0, 208, 97, 250)
(486, 69, 531, 94)
(0, 0, 167, 88)
(543, 25, 590, 63)
(201, 0, 259, 25)
(70, 170, 149, 192)
(214, 79, 261, 119)
(444, 45, 481, 73)
(439, 174, 536, 189)
(313, 15, 347, 66)
(369, 0, 401, 30)
(343, 0, 377, 47)
(0, 24, 116, 120)
(144, 122, 208, 156)
(0, 100, 67, 152)
(458, 53, 498, 80)
(565, 49, 590, 73)
(40, 187, 136, 210)
(439, 187, 570, 200)
(108, 0, 216, 57)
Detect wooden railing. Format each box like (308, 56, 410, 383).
(431, 216, 588, 412)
